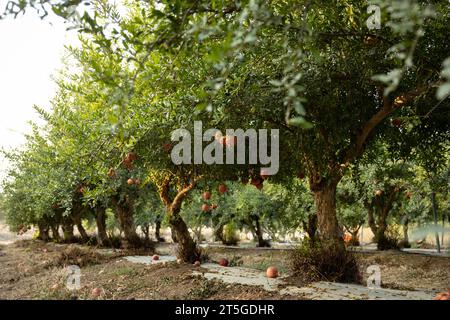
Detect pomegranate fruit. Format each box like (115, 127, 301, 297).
(201, 204, 209, 212)
(152, 255, 159, 261)
(266, 266, 278, 278)
(218, 258, 229, 267)
(218, 183, 227, 194)
(91, 287, 102, 298)
(202, 191, 211, 201)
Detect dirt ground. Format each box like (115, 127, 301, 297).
(0, 240, 448, 300)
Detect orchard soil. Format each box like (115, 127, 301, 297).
(0, 240, 448, 299)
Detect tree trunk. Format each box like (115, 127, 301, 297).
(254, 216, 270, 247)
(168, 206, 199, 263)
(442, 214, 445, 248)
(51, 225, 61, 242)
(170, 226, 179, 243)
(312, 181, 344, 250)
(95, 206, 109, 247)
(75, 219, 89, 243)
(214, 223, 225, 243)
(155, 219, 164, 242)
(431, 191, 441, 253)
(62, 220, 75, 242)
(142, 224, 150, 241)
(303, 214, 318, 243)
(402, 217, 410, 246)
(37, 223, 50, 241)
(112, 196, 141, 248)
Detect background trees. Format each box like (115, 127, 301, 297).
(0, 0, 448, 269)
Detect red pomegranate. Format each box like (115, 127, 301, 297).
(91, 287, 102, 298)
(218, 258, 229, 267)
(201, 204, 209, 212)
(218, 184, 228, 194)
(202, 191, 211, 201)
(266, 266, 278, 278)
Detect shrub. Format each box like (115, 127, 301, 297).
(289, 240, 361, 284)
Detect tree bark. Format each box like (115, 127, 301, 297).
(431, 191, 441, 253)
(95, 206, 109, 247)
(214, 223, 225, 243)
(311, 180, 345, 250)
(62, 219, 75, 242)
(170, 226, 179, 243)
(254, 216, 270, 247)
(112, 196, 141, 248)
(168, 206, 199, 262)
(155, 218, 164, 242)
(37, 223, 50, 241)
(303, 214, 318, 244)
(158, 177, 200, 262)
(51, 225, 61, 242)
(74, 218, 89, 243)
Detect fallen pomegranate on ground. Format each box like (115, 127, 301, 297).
(218, 258, 229, 267)
(91, 287, 102, 298)
(266, 266, 278, 278)
(434, 291, 450, 300)
(152, 254, 159, 261)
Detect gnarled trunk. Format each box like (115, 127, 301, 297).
(95, 206, 109, 247)
(169, 206, 199, 263)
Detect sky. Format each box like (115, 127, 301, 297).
(0, 11, 79, 180)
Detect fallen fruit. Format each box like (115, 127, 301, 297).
(266, 266, 278, 278)
(91, 287, 102, 298)
(218, 258, 229, 267)
(152, 255, 159, 261)
(127, 178, 135, 185)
